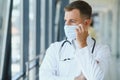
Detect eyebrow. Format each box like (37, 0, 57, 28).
(64, 18, 79, 20)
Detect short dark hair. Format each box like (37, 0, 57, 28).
(64, 0, 92, 19)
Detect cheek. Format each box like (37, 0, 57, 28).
(76, 22, 81, 25)
(72, 21, 81, 26)
(71, 23, 77, 25)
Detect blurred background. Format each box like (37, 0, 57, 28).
(0, 0, 120, 80)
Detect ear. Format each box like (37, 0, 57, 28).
(84, 18, 92, 27)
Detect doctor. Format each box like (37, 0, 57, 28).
(40, 0, 110, 80)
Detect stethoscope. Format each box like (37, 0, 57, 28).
(59, 37, 96, 61)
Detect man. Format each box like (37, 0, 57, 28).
(40, 0, 110, 80)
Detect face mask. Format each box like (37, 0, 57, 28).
(64, 25, 78, 40)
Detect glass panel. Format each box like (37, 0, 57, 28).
(11, 0, 22, 77)
(0, 0, 11, 79)
(0, 1, 4, 77)
(29, 0, 36, 61)
(29, 0, 36, 79)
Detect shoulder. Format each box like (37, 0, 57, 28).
(94, 42, 111, 60)
(95, 42, 110, 51)
(49, 40, 65, 48)
(44, 40, 65, 59)
(46, 40, 65, 53)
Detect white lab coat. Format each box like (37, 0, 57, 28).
(40, 36, 110, 80)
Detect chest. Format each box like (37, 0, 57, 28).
(57, 46, 82, 77)
(58, 57, 81, 77)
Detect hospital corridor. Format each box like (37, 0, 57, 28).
(0, 0, 120, 80)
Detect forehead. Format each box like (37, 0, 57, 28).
(64, 9, 81, 19)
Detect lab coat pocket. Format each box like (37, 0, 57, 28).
(58, 58, 76, 76)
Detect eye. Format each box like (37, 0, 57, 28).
(64, 20, 66, 23)
(70, 19, 76, 23)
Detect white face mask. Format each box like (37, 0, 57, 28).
(64, 25, 78, 40)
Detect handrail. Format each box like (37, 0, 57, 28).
(12, 52, 45, 80)
(12, 72, 25, 80)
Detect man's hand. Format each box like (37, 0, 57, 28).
(74, 73, 87, 80)
(75, 24, 88, 48)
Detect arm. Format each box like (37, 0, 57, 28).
(76, 45, 110, 80)
(75, 24, 110, 80)
(39, 44, 75, 80)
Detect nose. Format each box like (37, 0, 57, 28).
(65, 20, 71, 25)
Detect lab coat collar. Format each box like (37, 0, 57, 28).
(86, 36, 94, 47)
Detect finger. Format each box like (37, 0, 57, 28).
(78, 24, 82, 32)
(78, 24, 85, 32)
(76, 26, 82, 33)
(82, 25, 88, 33)
(75, 28, 81, 38)
(84, 25, 88, 31)
(79, 24, 88, 31)
(75, 28, 79, 34)
(80, 25, 84, 32)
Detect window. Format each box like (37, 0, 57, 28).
(0, 0, 11, 79)
(29, 0, 36, 79)
(11, 0, 22, 77)
(0, 0, 6, 78)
